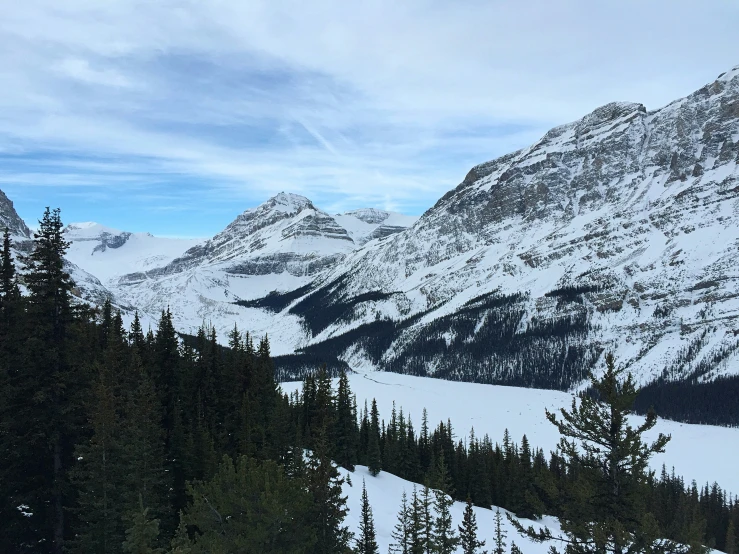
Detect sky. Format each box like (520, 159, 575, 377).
(1, 0, 738, 237)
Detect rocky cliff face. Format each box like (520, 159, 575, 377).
(0, 189, 31, 240)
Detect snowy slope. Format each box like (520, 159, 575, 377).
(335, 209, 419, 245)
(64, 222, 202, 284)
(282, 369, 739, 497)
(343, 465, 562, 554)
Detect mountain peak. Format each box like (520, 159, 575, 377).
(263, 192, 315, 214)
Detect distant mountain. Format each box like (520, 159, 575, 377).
(64, 222, 202, 284)
(104, 193, 417, 347)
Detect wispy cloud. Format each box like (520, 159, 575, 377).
(1, 0, 737, 235)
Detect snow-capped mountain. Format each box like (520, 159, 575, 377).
(103, 193, 416, 348)
(252, 65, 739, 387)
(64, 222, 202, 284)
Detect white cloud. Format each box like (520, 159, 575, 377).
(0, 0, 737, 228)
(55, 58, 134, 88)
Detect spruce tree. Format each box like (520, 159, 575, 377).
(432, 453, 459, 554)
(420, 484, 436, 554)
(390, 491, 412, 554)
(356, 480, 379, 554)
(458, 498, 485, 554)
(15, 207, 83, 553)
(180, 455, 315, 553)
(368, 399, 382, 476)
(726, 520, 736, 554)
(335, 371, 358, 471)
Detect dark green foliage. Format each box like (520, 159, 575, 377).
(367, 399, 382, 476)
(356, 480, 379, 554)
(335, 371, 359, 470)
(274, 290, 599, 390)
(180, 455, 316, 553)
(493, 509, 507, 554)
(458, 498, 485, 554)
(306, 430, 353, 554)
(122, 496, 163, 554)
(4, 207, 87, 553)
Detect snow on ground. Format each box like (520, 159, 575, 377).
(343, 465, 560, 554)
(282, 370, 739, 496)
(65, 223, 202, 283)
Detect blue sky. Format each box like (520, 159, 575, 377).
(1, 0, 738, 237)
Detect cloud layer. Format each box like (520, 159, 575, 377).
(1, 0, 737, 235)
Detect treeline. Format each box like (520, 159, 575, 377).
(1, 210, 738, 553)
(272, 289, 600, 390)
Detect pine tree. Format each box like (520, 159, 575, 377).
(492, 509, 507, 554)
(511, 352, 696, 554)
(458, 498, 485, 554)
(509, 542, 523, 554)
(390, 491, 412, 554)
(356, 480, 379, 554)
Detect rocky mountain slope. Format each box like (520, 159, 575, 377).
(254, 65, 739, 387)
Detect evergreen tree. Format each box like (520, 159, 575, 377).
(180, 455, 315, 553)
(493, 509, 507, 554)
(458, 498, 485, 554)
(432, 453, 459, 554)
(511, 353, 698, 554)
(419, 484, 436, 554)
(14, 207, 83, 553)
(335, 371, 358, 471)
(390, 491, 412, 554)
(726, 519, 736, 554)
(306, 429, 353, 554)
(368, 399, 382, 476)
(70, 367, 125, 554)
(122, 495, 163, 554)
(356, 480, 379, 554)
